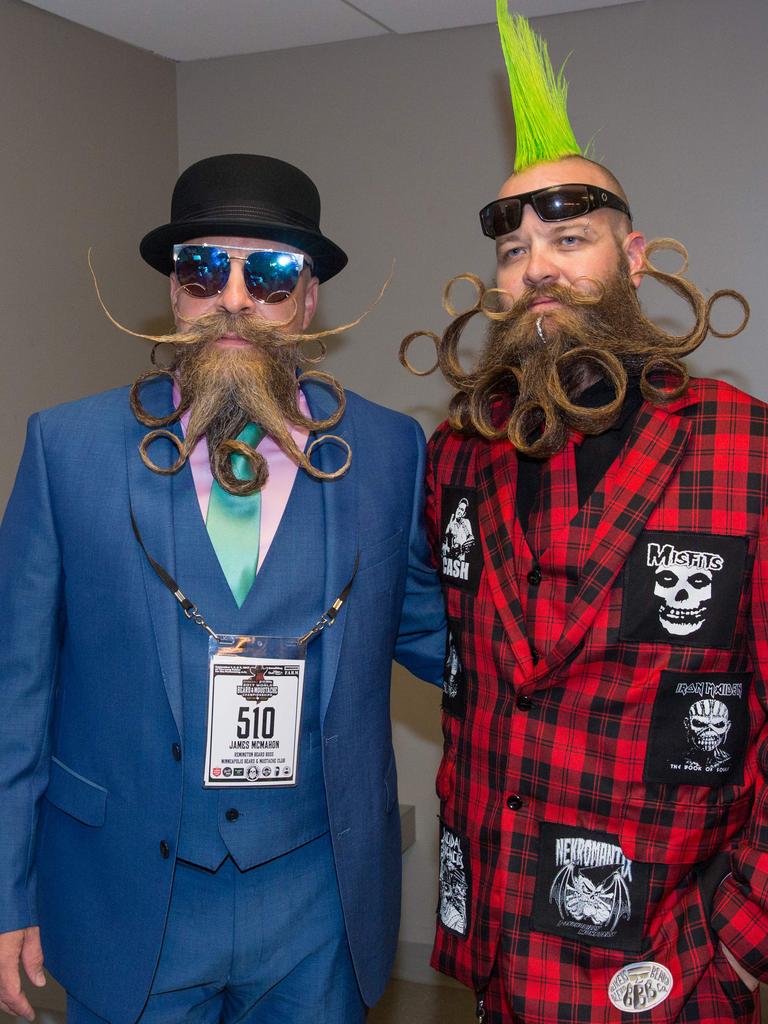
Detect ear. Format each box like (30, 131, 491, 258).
(622, 230, 646, 289)
(302, 274, 319, 330)
(168, 273, 187, 327)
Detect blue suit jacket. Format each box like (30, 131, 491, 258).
(0, 376, 445, 1022)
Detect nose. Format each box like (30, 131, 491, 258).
(522, 243, 560, 289)
(216, 258, 257, 314)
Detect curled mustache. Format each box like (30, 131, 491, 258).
(130, 311, 350, 495)
(400, 239, 749, 457)
(87, 246, 392, 351)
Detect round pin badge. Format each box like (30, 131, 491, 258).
(608, 961, 673, 1013)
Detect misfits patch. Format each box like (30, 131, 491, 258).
(620, 531, 748, 648)
(438, 823, 471, 937)
(532, 824, 649, 952)
(442, 630, 466, 718)
(440, 486, 483, 594)
(644, 671, 751, 786)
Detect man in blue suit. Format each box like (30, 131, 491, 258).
(0, 154, 445, 1023)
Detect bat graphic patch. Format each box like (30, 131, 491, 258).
(532, 824, 649, 951)
(620, 531, 748, 648)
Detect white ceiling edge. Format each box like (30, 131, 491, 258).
(21, 0, 644, 62)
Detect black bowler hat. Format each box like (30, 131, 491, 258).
(140, 153, 347, 283)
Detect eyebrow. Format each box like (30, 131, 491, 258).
(549, 218, 592, 234)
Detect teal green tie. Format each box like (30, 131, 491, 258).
(205, 422, 265, 607)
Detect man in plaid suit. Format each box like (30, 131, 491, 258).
(424, 140, 767, 1020)
(422, 150, 766, 1020)
(409, 10, 765, 1018)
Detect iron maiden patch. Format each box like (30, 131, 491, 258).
(644, 671, 751, 786)
(440, 486, 483, 594)
(532, 824, 649, 952)
(620, 531, 748, 648)
(442, 630, 466, 718)
(438, 823, 471, 938)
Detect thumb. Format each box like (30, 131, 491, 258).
(20, 928, 45, 988)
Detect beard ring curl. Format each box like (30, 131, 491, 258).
(210, 438, 270, 497)
(130, 368, 190, 428)
(507, 401, 568, 459)
(547, 348, 627, 435)
(138, 428, 187, 475)
(466, 365, 523, 440)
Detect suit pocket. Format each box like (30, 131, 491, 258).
(620, 784, 752, 865)
(357, 529, 403, 574)
(44, 756, 108, 827)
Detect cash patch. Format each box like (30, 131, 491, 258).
(440, 486, 483, 594)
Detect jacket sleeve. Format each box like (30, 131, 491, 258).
(0, 414, 64, 932)
(711, 505, 768, 979)
(393, 418, 445, 686)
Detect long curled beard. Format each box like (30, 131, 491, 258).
(400, 239, 749, 458)
(130, 311, 348, 494)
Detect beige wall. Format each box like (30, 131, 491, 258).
(176, 0, 768, 968)
(0, 0, 178, 506)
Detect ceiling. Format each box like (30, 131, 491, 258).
(21, 0, 642, 62)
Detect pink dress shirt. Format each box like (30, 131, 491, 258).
(174, 383, 310, 574)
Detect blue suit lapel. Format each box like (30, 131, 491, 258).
(301, 379, 358, 724)
(123, 376, 184, 735)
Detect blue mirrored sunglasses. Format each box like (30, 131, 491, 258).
(172, 244, 312, 303)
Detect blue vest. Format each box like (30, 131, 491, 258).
(172, 462, 329, 869)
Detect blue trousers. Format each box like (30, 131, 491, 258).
(67, 833, 366, 1024)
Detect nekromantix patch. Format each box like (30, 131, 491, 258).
(532, 823, 649, 952)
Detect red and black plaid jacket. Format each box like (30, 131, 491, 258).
(426, 378, 768, 1022)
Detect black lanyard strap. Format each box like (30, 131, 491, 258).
(130, 508, 358, 645)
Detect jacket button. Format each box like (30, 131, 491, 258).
(225, 808, 240, 822)
(527, 566, 542, 586)
(172, 743, 182, 762)
(159, 840, 170, 859)
(506, 795, 524, 811)
(530, 648, 540, 665)
(516, 694, 533, 711)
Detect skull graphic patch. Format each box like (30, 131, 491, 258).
(644, 671, 750, 785)
(620, 532, 748, 647)
(532, 824, 649, 951)
(438, 823, 471, 937)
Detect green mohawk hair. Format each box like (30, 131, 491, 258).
(496, 2, 583, 172)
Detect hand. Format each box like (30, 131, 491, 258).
(0, 927, 45, 1022)
(720, 941, 760, 992)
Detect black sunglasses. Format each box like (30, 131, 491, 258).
(172, 244, 312, 303)
(479, 183, 632, 239)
